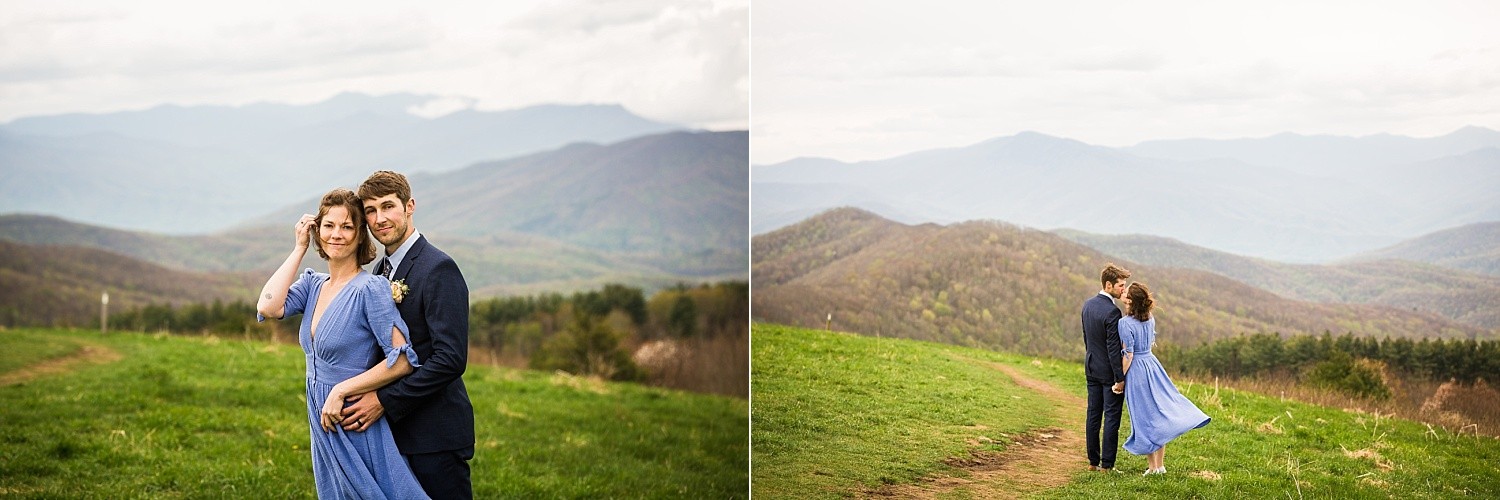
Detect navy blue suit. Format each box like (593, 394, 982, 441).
(377, 235, 475, 498)
(1081, 292, 1125, 469)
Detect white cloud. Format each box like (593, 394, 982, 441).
(753, 0, 1500, 164)
(0, 0, 747, 130)
(407, 96, 476, 118)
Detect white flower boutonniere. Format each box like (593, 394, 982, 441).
(391, 279, 409, 304)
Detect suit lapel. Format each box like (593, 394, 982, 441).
(392, 235, 427, 283)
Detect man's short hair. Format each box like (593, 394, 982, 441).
(357, 170, 412, 205)
(1100, 263, 1131, 287)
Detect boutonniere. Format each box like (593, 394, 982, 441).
(391, 279, 409, 304)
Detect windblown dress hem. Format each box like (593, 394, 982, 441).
(1119, 315, 1210, 456)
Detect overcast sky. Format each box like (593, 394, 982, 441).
(753, 0, 1500, 164)
(0, 0, 747, 129)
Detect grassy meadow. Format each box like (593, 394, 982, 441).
(0, 328, 747, 498)
(751, 323, 1500, 498)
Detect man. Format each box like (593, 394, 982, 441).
(1082, 263, 1129, 472)
(342, 170, 475, 499)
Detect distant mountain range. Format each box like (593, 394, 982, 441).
(1054, 227, 1500, 329)
(0, 92, 682, 234)
(1123, 125, 1500, 175)
(752, 208, 1492, 360)
(0, 130, 748, 298)
(1344, 221, 1500, 277)
(753, 128, 1500, 263)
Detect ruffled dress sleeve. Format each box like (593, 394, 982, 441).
(257, 268, 318, 322)
(364, 274, 420, 368)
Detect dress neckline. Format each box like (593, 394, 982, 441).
(309, 271, 366, 340)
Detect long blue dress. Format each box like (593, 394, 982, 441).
(270, 269, 429, 499)
(1119, 315, 1210, 455)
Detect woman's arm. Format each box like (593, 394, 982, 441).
(257, 214, 315, 319)
(1118, 319, 1135, 375)
(318, 326, 415, 431)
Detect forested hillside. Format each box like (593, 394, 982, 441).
(1055, 230, 1500, 329)
(1, 130, 749, 297)
(752, 208, 1493, 360)
(1348, 221, 1500, 276)
(0, 240, 258, 328)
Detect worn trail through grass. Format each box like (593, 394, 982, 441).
(0, 342, 121, 386)
(866, 356, 1087, 498)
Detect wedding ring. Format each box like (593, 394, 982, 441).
(357, 419, 364, 425)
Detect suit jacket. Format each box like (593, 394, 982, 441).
(1081, 293, 1125, 384)
(376, 234, 475, 454)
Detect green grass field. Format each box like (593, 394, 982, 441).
(0, 328, 747, 498)
(752, 323, 1500, 499)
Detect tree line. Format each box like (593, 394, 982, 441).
(469, 282, 748, 380)
(1159, 331, 1499, 399)
(108, 299, 270, 336)
(104, 282, 749, 384)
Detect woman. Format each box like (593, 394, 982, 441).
(256, 188, 429, 499)
(1119, 282, 1210, 476)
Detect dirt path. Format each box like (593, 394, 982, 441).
(863, 357, 1088, 498)
(0, 343, 122, 387)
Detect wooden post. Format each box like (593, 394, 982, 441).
(825, 313, 831, 331)
(101, 291, 109, 334)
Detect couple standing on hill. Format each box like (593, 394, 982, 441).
(1082, 263, 1210, 476)
(257, 170, 474, 499)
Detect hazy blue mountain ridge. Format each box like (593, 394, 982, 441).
(752, 128, 1500, 262)
(1124, 126, 1500, 175)
(1347, 221, 1500, 277)
(0, 93, 683, 234)
(1, 130, 748, 297)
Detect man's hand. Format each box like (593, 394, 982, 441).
(340, 392, 386, 432)
(1111, 381, 1125, 395)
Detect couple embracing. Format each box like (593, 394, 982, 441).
(1082, 263, 1210, 476)
(257, 171, 474, 499)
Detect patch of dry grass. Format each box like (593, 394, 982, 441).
(1191, 374, 1500, 437)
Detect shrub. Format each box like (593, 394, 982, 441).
(531, 315, 641, 381)
(1302, 351, 1390, 400)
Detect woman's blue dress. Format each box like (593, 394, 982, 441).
(1119, 315, 1210, 455)
(270, 269, 428, 499)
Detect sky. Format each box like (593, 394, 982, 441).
(752, 0, 1500, 164)
(0, 0, 747, 129)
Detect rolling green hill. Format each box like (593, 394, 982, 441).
(0, 212, 740, 300)
(242, 129, 749, 285)
(753, 208, 1492, 361)
(0, 240, 260, 328)
(0, 328, 747, 497)
(1347, 221, 1500, 276)
(752, 323, 1499, 498)
(0, 213, 284, 272)
(1054, 230, 1500, 329)
(0, 130, 748, 299)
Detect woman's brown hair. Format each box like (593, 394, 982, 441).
(1126, 282, 1153, 322)
(313, 188, 378, 266)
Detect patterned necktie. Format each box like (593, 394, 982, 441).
(378, 258, 393, 279)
